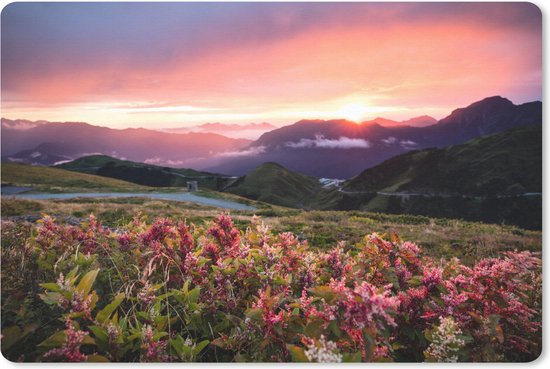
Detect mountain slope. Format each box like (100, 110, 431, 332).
(344, 124, 542, 196)
(330, 124, 542, 229)
(56, 155, 236, 190)
(224, 162, 321, 208)
(1, 119, 251, 168)
(208, 96, 542, 178)
(1, 163, 150, 192)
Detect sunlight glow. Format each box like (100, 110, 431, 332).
(338, 103, 369, 122)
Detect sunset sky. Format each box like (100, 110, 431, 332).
(1, 2, 542, 129)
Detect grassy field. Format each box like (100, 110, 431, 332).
(1, 170, 542, 362)
(1, 162, 541, 265)
(1, 196, 540, 265)
(1, 163, 152, 192)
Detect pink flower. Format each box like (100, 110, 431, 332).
(43, 319, 88, 362)
(422, 267, 443, 290)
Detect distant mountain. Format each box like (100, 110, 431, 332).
(344, 124, 542, 196)
(56, 155, 237, 190)
(1, 119, 251, 167)
(163, 122, 277, 139)
(223, 125, 541, 229)
(366, 115, 437, 127)
(2, 142, 74, 166)
(224, 162, 321, 208)
(1, 118, 47, 131)
(334, 124, 542, 229)
(207, 96, 541, 178)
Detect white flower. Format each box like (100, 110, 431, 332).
(304, 335, 343, 363)
(424, 316, 466, 362)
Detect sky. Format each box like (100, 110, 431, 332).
(0, 2, 542, 129)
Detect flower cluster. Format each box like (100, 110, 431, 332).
(2, 213, 542, 362)
(43, 319, 88, 362)
(424, 316, 466, 362)
(304, 335, 343, 363)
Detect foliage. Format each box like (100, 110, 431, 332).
(1, 214, 541, 362)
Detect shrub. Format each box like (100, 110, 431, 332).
(0, 214, 541, 362)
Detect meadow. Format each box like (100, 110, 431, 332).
(0, 195, 542, 362)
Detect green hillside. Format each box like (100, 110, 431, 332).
(224, 162, 322, 208)
(345, 124, 542, 195)
(1, 162, 151, 192)
(56, 155, 235, 190)
(335, 125, 542, 229)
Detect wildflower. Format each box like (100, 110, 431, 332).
(116, 233, 133, 251)
(107, 323, 120, 344)
(424, 316, 466, 362)
(56, 273, 71, 291)
(141, 325, 168, 362)
(43, 319, 88, 362)
(177, 220, 194, 255)
(422, 267, 443, 290)
(69, 291, 93, 320)
(138, 281, 156, 306)
(208, 214, 241, 257)
(342, 282, 399, 330)
(141, 218, 175, 246)
(304, 335, 343, 363)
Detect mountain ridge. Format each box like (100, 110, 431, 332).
(207, 96, 542, 177)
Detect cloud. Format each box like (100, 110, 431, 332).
(1, 120, 39, 131)
(381, 136, 397, 145)
(286, 134, 370, 149)
(52, 159, 73, 166)
(218, 145, 266, 157)
(400, 140, 417, 149)
(144, 157, 188, 166)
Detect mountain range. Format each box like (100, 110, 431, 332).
(163, 122, 277, 139)
(37, 119, 542, 228)
(1, 119, 250, 168)
(225, 124, 541, 229)
(1, 96, 542, 179)
(208, 96, 541, 178)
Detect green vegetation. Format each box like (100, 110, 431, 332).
(345, 124, 542, 195)
(220, 126, 542, 229)
(1, 163, 151, 192)
(225, 162, 322, 208)
(56, 155, 235, 190)
(1, 197, 540, 265)
(0, 212, 542, 362)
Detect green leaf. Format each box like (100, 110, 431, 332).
(308, 286, 337, 302)
(38, 330, 66, 349)
(188, 287, 200, 304)
(245, 308, 263, 321)
(87, 354, 110, 362)
(304, 319, 323, 338)
(1, 324, 38, 351)
(286, 344, 309, 362)
(194, 340, 209, 355)
(75, 268, 100, 297)
(40, 283, 61, 292)
(329, 320, 342, 338)
(342, 351, 362, 362)
(39, 292, 62, 305)
(96, 292, 125, 324)
(89, 326, 108, 344)
(170, 337, 183, 357)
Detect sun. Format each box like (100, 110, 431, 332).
(338, 103, 368, 122)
